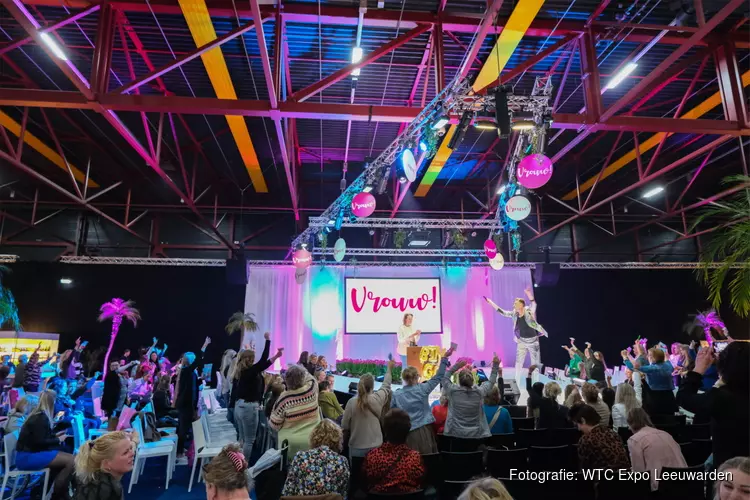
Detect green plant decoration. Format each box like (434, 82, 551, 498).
(452, 230, 467, 248)
(394, 230, 407, 249)
(692, 175, 750, 318)
(0, 266, 21, 331)
(225, 312, 259, 336)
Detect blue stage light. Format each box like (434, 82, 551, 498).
(419, 141, 427, 152)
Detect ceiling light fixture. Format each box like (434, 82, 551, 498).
(473, 120, 498, 131)
(59, 278, 73, 284)
(496, 184, 507, 195)
(351, 47, 363, 77)
(642, 186, 665, 198)
(362, 185, 373, 193)
(40, 33, 68, 61)
(510, 119, 535, 131)
(432, 115, 449, 130)
(605, 62, 638, 90)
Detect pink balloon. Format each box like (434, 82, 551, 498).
(517, 154, 553, 189)
(292, 248, 312, 269)
(484, 239, 497, 259)
(351, 192, 377, 218)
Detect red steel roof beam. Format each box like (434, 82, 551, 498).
(714, 42, 749, 128)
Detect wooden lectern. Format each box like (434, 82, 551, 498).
(406, 345, 445, 379)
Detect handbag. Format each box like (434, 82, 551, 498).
(488, 406, 504, 430)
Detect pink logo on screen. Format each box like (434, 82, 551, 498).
(351, 193, 376, 217)
(516, 154, 553, 189)
(350, 286, 438, 313)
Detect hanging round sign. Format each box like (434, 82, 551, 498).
(402, 149, 418, 182)
(484, 239, 497, 259)
(489, 254, 505, 270)
(292, 248, 312, 269)
(517, 154, 553, 189)
(351, 192, 376, 218)
(333, 238, 347, 262)
(505, 195, 532, 221)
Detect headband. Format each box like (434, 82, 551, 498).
(227, 451, 246, 472)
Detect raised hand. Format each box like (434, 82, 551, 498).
(492, 352, 500, 366)
(264, 332, 271, 341)
(585, 342, 592, 348)
(569, 337, 576, 346)
(444, 346, 456, 358)
(152, 337, 158, 345)
(524, 287, 534, 299)
(694, 347, 714, 375)
(528, 364, 538, 374)
(621, 349, 629, 358)
(453, 359, 468, 371)
(275, 348, 284, 358)
(75, 337, 81, 346)
(387, 359, 396, 370)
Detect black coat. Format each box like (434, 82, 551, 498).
(677, 371, 749, 469)
(102, 371, 122, 414)
(526, 377, 570, 429)
(17, 413, 61, 453)
(176, 351, 205, 410)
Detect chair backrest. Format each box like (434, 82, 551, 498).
(516, 428, 548, 447)
(192, 419, 208, 453)
(142, 401, 154, 415)
(617, 426, 633, 441)
(504, 405, 528, 418)
(215, 372, 222, 395)
(420, 453, 442, 489)
(487, 433, 516, 450)
(546, 427, 581, 446)
(440, 451, 484, 481)
(200, 412, 211, 444)
(658, 465, 706, 499)
(71, 414, 86, 453)
(684, 423, 710, 440)
(367, 490, 425, 499)
(529, 445, 571, 471)
(511, 417, 534, 430)
(132, 416, 145, 450)
(3, 431, 17, 471)
(93, 397, 104, 418)
(487, 447, 528, 479)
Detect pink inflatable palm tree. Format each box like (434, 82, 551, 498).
(98, 298, 141, 377)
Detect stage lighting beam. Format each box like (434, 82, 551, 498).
(642, 186, 665, 198)
(605, 62, 638, 90)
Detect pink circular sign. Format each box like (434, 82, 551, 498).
(516, 154, 553, 189)
(505, 195, 532, 221)
(351, 192, 376, 218)
(292, 248, 312, 269)
(484, 239, 497, 259)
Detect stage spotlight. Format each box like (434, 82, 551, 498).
(324, 226, 332, 234)
(496, 184, 507, 195)
(473, 119, 497, 131)
(369, 229, 375, 236)
(419, 141, 427, 152)
(40, 33, 68, 61)
(362, 185, 373, 193)
(432, 114, 449, 130)
(377, 173, 389, 194)
(494, 86, 511, 138)
(59, 278, 73, 285)
(511, 119, 535, 131)
(351, 46, 363, 78)
(643, 186, 664, 198)
(448, 111, 472, 149)
(398, 149, 417, 183)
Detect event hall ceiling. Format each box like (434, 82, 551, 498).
(0, 0, 747, 263)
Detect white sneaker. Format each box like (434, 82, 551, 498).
(175, 456, 188, 466)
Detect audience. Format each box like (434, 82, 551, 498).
(73, 431, 136, 500)
(153, 375, 177, 420)
(626, 407, 686, 491)
(563, 384, 582, 408)
(174, 336, 211, 465)
(628, 347, 677, 417)
(13, 352, 28, 388)
(442, 355, 499, 440)
(458, 477, 514, 500)
(581, 382, 610, 425)
(342, 361, 393, 457)
(611, 380, 641, 429)
(318, 381, 344, 423)
(102, 360, 134, 430)
(282, 419, 350, 498)
(269, 363, 321, 458)
(569, 402, 629, 471)
(482, 386, 512, 434)
(391, 346, 455, 454)
(5, 394, 38, 433)
(677, 341, 749, 470)
(16, 390, 75, 500)
(363, 409, 425, 494)
(714, 456, 750, 500)
(526, 364, 569, 429)
(203, 444, 251, 500)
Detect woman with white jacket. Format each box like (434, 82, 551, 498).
(612, 371, 642, 428)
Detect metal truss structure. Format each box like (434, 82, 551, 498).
(0, 254, 20, 264)
(308, 217, 501, 230)
(0, 0, 747, 265)
(60, 256, 227, 267)
(313, 247, 485, 257)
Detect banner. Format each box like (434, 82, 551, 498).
(345, 277, 443, 334)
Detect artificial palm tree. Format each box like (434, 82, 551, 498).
(98, 298, 141, 376)
(225, 311, 259, 338)
(693, 175, 750, 318)
(0, 265, 21, 331)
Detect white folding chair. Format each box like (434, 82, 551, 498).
(142, 402, 176, 435)
(1, 431, 50, 500)
(128, 416, 176, 493)
(71, 414, 86, 454)
(215, 372, 223, 396)
(187, 420, 224, 492)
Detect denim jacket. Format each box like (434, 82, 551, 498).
(495, 301, 549, 343)
(391, 358, 448, 430)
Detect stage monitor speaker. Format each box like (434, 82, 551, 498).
(502, 379, 521, 405)
(226, 258, 247, 285)
(348, 382, 358, 394)
(533, 263, 560, 287)
(494, 86, 511, 138)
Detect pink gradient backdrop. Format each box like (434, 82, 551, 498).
(244, 265, 533, 368)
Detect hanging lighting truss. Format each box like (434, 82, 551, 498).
(308, 217, 501, 230)
(313, 247, 485, 257)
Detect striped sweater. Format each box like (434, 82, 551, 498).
(269, 371, 320, 431)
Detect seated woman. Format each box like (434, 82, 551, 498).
(282, 419, 350, 498)
(483, 386, 512, 434)
(203, 444, 251, 500)
(432, 391, 449, 434)
(16, 390, 75, 500)
(318, 381, 344, 423)
(443, 354, 499, 440)
(73, 431, 136, 500)
(127, 365, 154, 407)
(152, 375, 178, 422)
(363, 409, 425, 494)
(269, 364, 321, 459)
(714, 456, 750, 500)
(5, 394, 38, 433)
(526, 365, 569, 429)
(611, 378, 641, 429)
(581, 382, 610, 426)
(569, 402, 629, 471)
(627, 407, 686, 491)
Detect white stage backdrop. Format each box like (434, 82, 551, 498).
(244, 265, 533, 368)
(345, 277, 443, 334)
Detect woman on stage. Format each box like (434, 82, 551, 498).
(397, 313, 421, 368)
(484, 287, 548, 385)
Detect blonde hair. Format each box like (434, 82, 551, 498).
(14, 395, 38, 415)
(356, 374, 375, 413)
(544, 381, 561, 400)
(564, 385, 582, 408)
(581, 382, 599, 404)
(30, 390, 56, 427)
(484, 386, 501, 406)
(233, 350, 257, 381)
(401, 366, 419, 386)
(458, 477, 513, 500)
(309, 419, 343, 453)
(220, 349, 237, 375)
(203, 444, 252, 493)
(615, 383, 640, 414)
(649, 347, 665, 363)
(75, 431, 136, 483)
(458, 370, 475, 388)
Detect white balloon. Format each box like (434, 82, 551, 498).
(489, 254, 505, 270)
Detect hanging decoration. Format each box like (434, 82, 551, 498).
(393, 230, 407, 249)
(333, 238, 347, 262)
(401, 149, 418, 182)
(505, 195, 532, 221)
(511, 231, 522, 257)
(517, 153, 553, 189)
(489, 254, 505, 270)
(483, 239, 497, 259)
(351, 192, 376, 218)
(293, 248, 312, 269)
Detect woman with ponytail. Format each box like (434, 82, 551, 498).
(203, 444, 252, 500)
(342, 359, 394, 458)
(73, 431, 136, 500)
